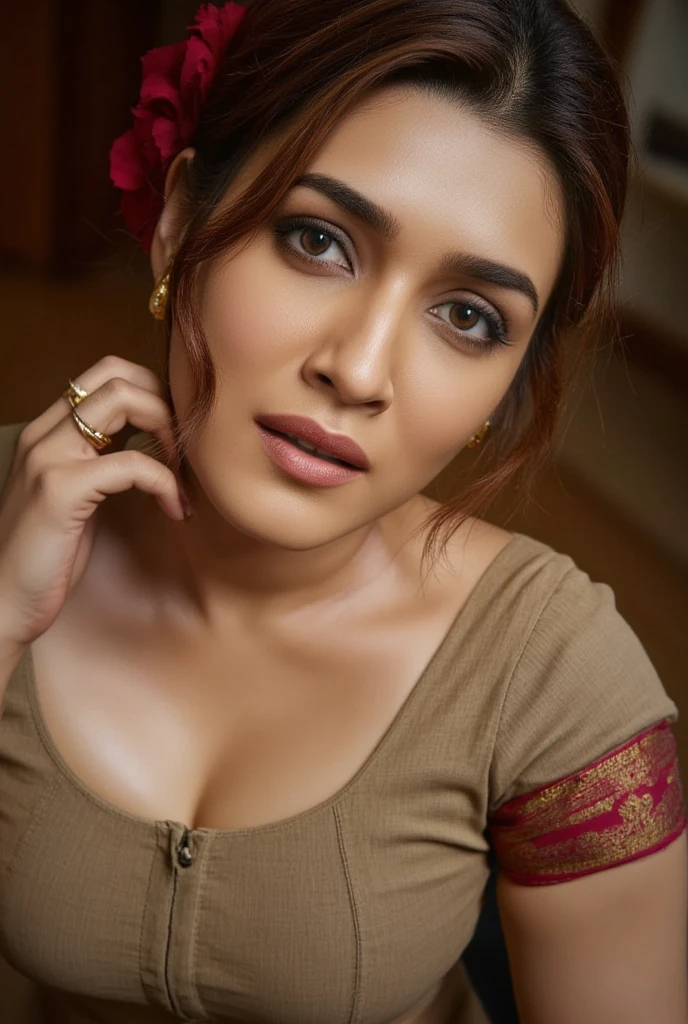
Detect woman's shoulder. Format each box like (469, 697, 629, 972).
(484, 529, 679, 810)
(483, 531, 684, 883)
(457, 520, 632, 629)
(431, 520, 679, 808)
(0, 423, 26, 492)
(489, 529, 649, 663)
(0, 422, 25, 452)
(439, 517, 602, 622)
(411, 506, 620, 657)
(479, 526, 677, 721)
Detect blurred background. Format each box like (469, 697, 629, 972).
(0, 0, 686, 1018)
(0, 0, 686, 820)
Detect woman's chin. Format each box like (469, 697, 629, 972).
(189, 474, 369, 552)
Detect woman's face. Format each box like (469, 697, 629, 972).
(164, 85, 564, 550)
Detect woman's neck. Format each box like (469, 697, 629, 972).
(111, 483, 437, 631)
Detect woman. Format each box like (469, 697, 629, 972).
(0, 1, 685, 1022)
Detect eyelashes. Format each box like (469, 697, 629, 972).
(272, 215, 512, 352)
(273, 216, 352, 268)
(429, 298, 508, 350)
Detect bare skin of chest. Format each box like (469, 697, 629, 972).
(31, 500, 510, 832)
(29, 495, 506, 1024)
(32, 597, 466, 829)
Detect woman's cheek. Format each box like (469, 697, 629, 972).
(203, 253, 309, 374)
(397, 360, 514, 475)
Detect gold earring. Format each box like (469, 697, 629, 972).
(149, 270, 170, 320)
(466, 420, 491, 448)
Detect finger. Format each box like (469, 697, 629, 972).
(41, 377, 179, 467)
(33, 450, 186, 523)
(18, 355, 169, 455)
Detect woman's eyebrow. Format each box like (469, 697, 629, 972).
(292, 172, 401, 241)
(291, 171, 540, 316)
(439, 253, 539, 315)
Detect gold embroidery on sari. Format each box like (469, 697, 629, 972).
(488, 720, 687, 884)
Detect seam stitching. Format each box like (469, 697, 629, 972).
(2, 774, 60, 891)
(138, 824, 161, 1004)
(487, 565, 577, 814)
(187, 833, 212, 1020)
(334, 804, 363, 1024)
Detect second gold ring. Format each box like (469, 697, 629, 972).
(62, 377, 112, 451)
(70, 407, 112, 451)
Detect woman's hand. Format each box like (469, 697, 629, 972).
(0, 355, 188, 654)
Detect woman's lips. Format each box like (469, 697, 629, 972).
(256, 424, 364, 487)
(255, 413, 370, 470)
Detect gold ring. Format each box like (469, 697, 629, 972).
(70, 407, 112, 451)
(62, 378, 89, 408)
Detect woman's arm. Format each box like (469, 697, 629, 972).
(496, 830, 688, 1024)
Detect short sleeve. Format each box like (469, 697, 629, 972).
(487, 563, 686, 885)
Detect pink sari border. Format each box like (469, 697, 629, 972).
(487, 719, 687, 886)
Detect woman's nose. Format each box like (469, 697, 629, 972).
(300, 287, 402, 410)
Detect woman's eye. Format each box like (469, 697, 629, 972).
(276, 221, 350, 269)
(274, 221, 508, 350)
(430, 300, 506, 348)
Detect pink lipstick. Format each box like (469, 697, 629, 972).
(255, 414, 369, 487)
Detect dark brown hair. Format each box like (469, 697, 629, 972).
(167, 0, 630, 565)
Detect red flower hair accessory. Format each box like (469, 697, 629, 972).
(109, 2, 246, 252)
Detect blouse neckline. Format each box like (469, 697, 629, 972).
(20, 531, 533, 839)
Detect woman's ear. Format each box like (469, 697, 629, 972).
(150, 147, 196, 280)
